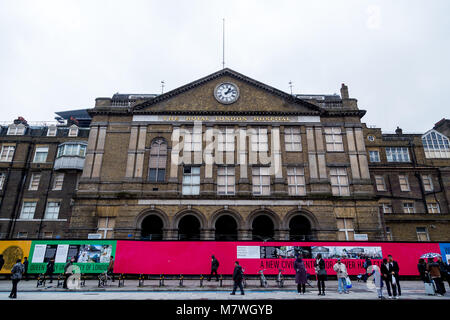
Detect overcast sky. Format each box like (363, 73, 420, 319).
(0, 0, 448, 132)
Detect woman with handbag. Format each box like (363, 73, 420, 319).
(314, 253, 327, 296)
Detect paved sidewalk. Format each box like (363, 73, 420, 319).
(0, 279, 449, 300)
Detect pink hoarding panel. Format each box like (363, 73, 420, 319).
(114, 241, 442, 276)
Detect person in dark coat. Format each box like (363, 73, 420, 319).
(417, 258, 428, 283)
(9, 259, 24, 299)
(381, 258, 398, 299)
(427, 257, 445, 296)
(208, 255, 219, 281)
(0, 254, 5, 272)
(22, 257, 29, 281)
(437, 256, 450, 289)
(388, 255, 401, 296)
(314, 253, 327, 296)
(294, 256, 307, 294)
(230, 261, 244, 295)
(363, 257, 372, 282)
(107, 256, 115, 282)
(45, 259, 55, 283)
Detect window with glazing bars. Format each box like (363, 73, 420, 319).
(149, 138, 167, 182)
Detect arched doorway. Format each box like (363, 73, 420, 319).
(215, 215, 238, 240)
(141, 215, 164, 240)
(178, 215, 201, 240)
(252, 215, 274, 240)
(289, 215, 312, 240)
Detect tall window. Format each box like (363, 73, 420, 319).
(0, 145, 15, 162)
(386, 147, 410, 162)
(398, 175, 410, 191)
(403, 202, 415, 214)
(422, 130, 450, 158)
(250, 128, 268, 152)
(337, 218, 354, 240)
(20, 201, 37, 219)
(218, 127, 235, 152)
(374, 175, 386, 191)
(287, 167, 306, 195)
(217, 166, 235, 195)
(284, 127, 302, 152)
(33, 146, 49, 163)
(324, 127, 344, 152)
(386, 227, 393, 241)
(0, 173, 5, 190)
(422, 175, 433, 192)
(252, 167, 271, 195)
(369, 150, 380, 162)
(416, 227, 430, 242)
(29, 173, 41, 190)
(182, 166, 200, 195)
(53, 173, 65, 190)
(330, 167, 350, 196)
(44, 201, 60, 219)
(47, 126, 57, 136)
(97, 217, 115, 239)
(149, 138, 167, 182)
(183, 127, 202, 152)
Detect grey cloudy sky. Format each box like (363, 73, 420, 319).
(0, 0, 448, 132)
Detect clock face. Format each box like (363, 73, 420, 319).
(214, 82, 239, 104)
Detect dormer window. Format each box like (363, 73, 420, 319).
(68, 125, 79, 137)
(7, 124, 26, 136)
(47, 125, 57, 137)
(422, 130, 450, 158)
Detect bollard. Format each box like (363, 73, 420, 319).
(179, 274, 184, 287)
(199, 275, 204, 287)
(159, 274, 165, 287)
(138, 274, 144, 287)
(36, 274, 46, 288)
(118, 274, 125, 287)
(219, 274, 223, 287)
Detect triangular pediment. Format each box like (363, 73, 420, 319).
(132, 68, 323, 115)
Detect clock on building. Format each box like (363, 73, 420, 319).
(214, 82, 239, 104)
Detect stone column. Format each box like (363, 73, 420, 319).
(314, 127, 327, 179)
(82, 125, 98, 178)
(354, 128, 370, 179)
(125, 126, 138, 178)
(134, 126, 147, 178)
(306, 126, 318, 179)
(91, 126, 107, 178)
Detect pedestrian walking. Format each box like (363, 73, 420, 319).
(230, 261, 244, 295)
(22, 257, 29, 281)
(437, 256, 450, 290)
(388, 255, 401, 296)
(107, 256, 115, 282)
(63, 257, 75, 289)
(314, 253, 327, 296)
(381, 258, 398, 299)
(427, 257, 445, 296)
(45, 259, 55, 283)
(294, 256, 307, 294)
(0, 254, 5, 272)
(9, 259, 24, 299)
(333, 258, 349, 294)
(207, 255, 219, 282)
(363, 257, 372, 282)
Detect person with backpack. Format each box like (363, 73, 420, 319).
(9, 259, 24, 299)
(208, 255, 219, 282)
(230, 261, 244, 295)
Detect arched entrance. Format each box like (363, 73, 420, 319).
(252, 215, 274, 240)
(178, 214, 201, 240)
(289, 215, 312, 240)
(141, 215, 164, 240)
(215, 215, 238, 240)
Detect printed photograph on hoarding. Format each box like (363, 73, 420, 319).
(77, 245, 112, 263)
(311, 246, 382, 259)
(260, 246, 312, 259)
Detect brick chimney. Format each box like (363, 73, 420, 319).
(340, 83, 349, 99)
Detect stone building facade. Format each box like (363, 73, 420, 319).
(69, 69, 383, 241)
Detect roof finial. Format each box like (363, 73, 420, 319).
(288, 81, 293, 95)
(161, 81, 165, 94)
